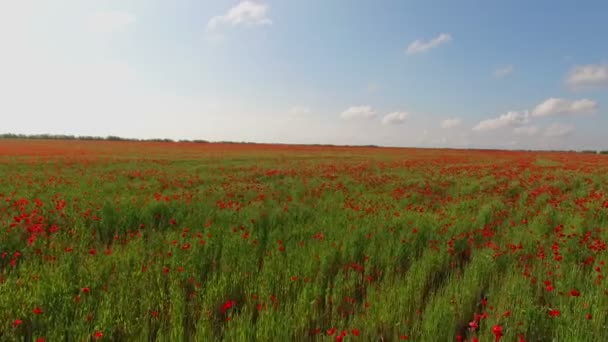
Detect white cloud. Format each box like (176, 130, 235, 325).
(566, 64, 608, 89)
(207, 1, 271, 30)
(440, 118, 462, 128)
(87, 10, 136, 34)
(382, 112, 409, 125)
(544, 123, 574, 137)
(472, 111, 529, 132)
(287, 106, 310, 116)
(406, 33, 452, 55)
(531, 98, 597, 117)
(513, 126, 539, 136)
(341, 106, 376, 120)
(494, 65, 514, 78)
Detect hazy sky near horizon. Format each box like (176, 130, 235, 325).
(1, 0, 607, 150)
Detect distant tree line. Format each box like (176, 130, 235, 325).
(0, 133, 382, 148)
(0, 133, 204, 143)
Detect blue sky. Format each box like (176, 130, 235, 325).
(1, 1, 607, 149)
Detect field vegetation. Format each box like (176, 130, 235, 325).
(1, 140, 608, 341)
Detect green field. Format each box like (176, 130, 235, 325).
(2, 141, 608, 341)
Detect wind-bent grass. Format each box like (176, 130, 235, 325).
(1, 141, 608, 341)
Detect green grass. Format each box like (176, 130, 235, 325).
(1, 147, 608, 341)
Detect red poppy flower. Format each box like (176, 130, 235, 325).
(93, 331, 103, 340)
(548, 309, 560, 317)
(13, 319, 22, 327)
(569, 289, 581, 297)
(492, 325, 503, 341)
(33, 307, 43, 315)
(220, 300, 236, 313)
(468, 321, 478, 331)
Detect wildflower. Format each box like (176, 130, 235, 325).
(13, 319, 22, 327)
(351, 329, 360, 336)
(93, 331, 103, 340)
(220, 300, 236, 313)
(548, 309, 560, 317)
(468, 320, 479, 331)
(492, 325, 503, 341)
(33, 307, 43, 315)
(569, 289, 581, 297)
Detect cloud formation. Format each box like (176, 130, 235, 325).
(474, 97, 597, 133)
(566, 64, 608, 89)
(473, 111, 529, 131)
(382, 112, 409, 125)
(406, 33, 452, 55)
(531, 98, 597, 117)
(341, 106, 377, 120)
(440, 118, 462, 129)
(207, 1, 272, 30)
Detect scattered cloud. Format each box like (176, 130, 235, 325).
(87, 10, 136, 34)
(440, 118, 462, 129)
(207, 1, 271, 30)
(406, 33, 452, 55)
(494, 65, 514, 78)
(287, 106, 310, 116)
(472, 111, 529, 132)
(473, 97, 597, 135)
(382, 112, 409, 125)
(566, 63, 608, 89)
(513, 125, 539, 136)
(544, 123, 574, 137)
(531, 98, 597, 117)
(341, 106, 376, 120)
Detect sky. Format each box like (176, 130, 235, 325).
(1, 0, 607, 150)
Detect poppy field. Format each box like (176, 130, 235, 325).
(1, 139, 608, 341)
